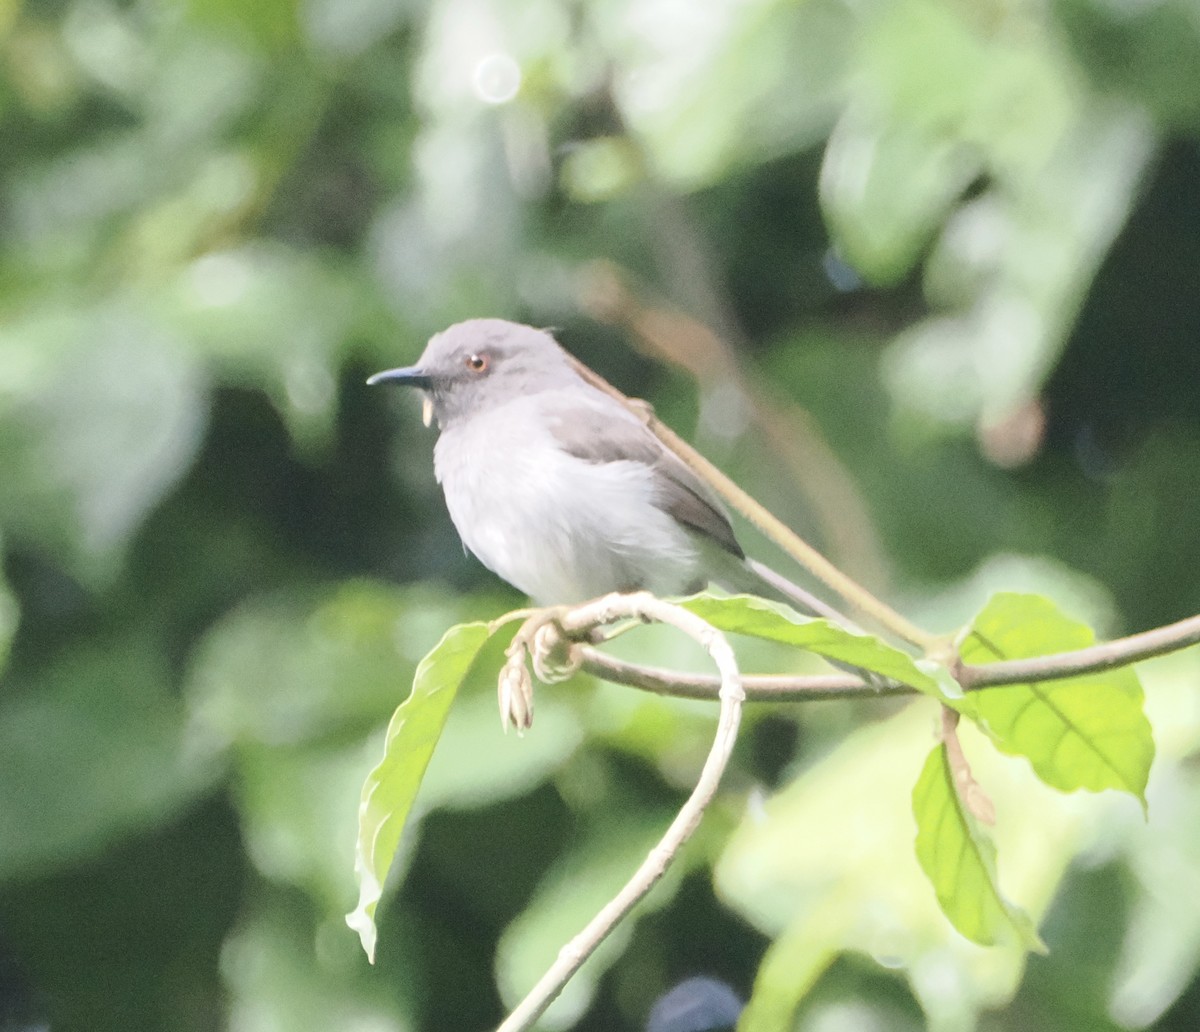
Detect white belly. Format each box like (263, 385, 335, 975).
(433, 407, 700, 604)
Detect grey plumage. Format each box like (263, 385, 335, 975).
(368, 318, 845, 623)
(544, 400, 744, 559)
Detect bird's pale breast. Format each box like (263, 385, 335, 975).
(433, 401, 701, 603)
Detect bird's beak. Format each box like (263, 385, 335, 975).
(367, 365, 435, 426)
(366, 365, 433, 390)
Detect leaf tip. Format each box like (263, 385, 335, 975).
(346, 901, 378, 964)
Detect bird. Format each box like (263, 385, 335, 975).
(368, 318, 849, 623)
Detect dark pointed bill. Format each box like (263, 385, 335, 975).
(366, 366, 433, 389)
(368, 365, 435, 425)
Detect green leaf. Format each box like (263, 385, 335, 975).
(346, 617, 519, 961)
(718, 706, 1074, 1027)
(823, 107, 979, 287)
(682, 593, 944, 696)
(419, 688, 585, 811)
(736, 914, 840, 1032)
(1109, 655, 1200, 1025)
(912, 742, 1045, 952)
(162, 244, 389, 450)
(958, 592, 1155, 804)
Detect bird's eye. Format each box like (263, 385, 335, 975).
(465, 353, 489, 373)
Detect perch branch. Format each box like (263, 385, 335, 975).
(578, 610, 1200, 702)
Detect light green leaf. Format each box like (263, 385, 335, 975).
(419, 688, 585, 811)
(682, 593, 943, 696)
(163, 243, 389, 450)
(346, 617, 520, 961)
(719, 706, 1076, 1029)
(823, 107, 979, 286)
(622, 0, 853, 188)
(912, 742, 1045, 952)
(1110, 653, 1200, 1026)
(958, 592, 1154, 804)
(736, 912, 840, 1032)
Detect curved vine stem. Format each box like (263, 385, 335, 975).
(495, 593, 744, 1032)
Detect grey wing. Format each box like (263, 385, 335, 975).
(544, 392, 744, 559)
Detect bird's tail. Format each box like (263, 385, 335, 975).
(701, 543, 862, 632)
(696, 545, 884, 684)
(741, 557, 863, 631)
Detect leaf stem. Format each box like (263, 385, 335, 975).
(939, 706, 995, 825)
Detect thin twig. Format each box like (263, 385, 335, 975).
(579, 610, 1200, 703)
(496, 593, 745, 1032)
(953, 612, 1200, 687)
(566, 356, 936, 651)
(580, 260, 890, 591)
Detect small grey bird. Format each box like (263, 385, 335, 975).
(369, 318, 847, 621)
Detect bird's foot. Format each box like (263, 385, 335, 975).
(499, 606, 588, 733)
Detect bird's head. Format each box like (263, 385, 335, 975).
(367, 318, 578, 428)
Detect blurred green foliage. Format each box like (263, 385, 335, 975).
(1, 0, 1199, 1029)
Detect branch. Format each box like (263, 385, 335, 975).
(496, 593, 745, 1032)
(566, 355, 936, 651)
(579, 611, 1200, 703)
(954, 611, 1200, 687)
(581, 649, 892, 701)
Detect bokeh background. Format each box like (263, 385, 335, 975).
(2, 0, 1199, 1029)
